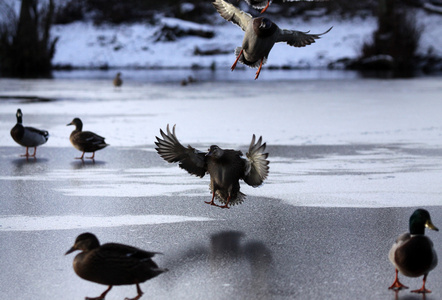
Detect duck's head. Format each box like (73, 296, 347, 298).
(16, 109, 23, 123)
(253, 17, 277, 38)
(207, 145, 224, 159)
(67, 118, 83, 130)
(409, 209, 439, 235)
(65, 232, 100, 255)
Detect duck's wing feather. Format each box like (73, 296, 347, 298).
(101, 243, 161, 260)
(155, 124, 207, 177)
(80, 131, 106, 145)
(243, 135, 269, 187)
(276, 26, 332, 47)
(25, 126, 49, 138)
(213, 0, 252, 32)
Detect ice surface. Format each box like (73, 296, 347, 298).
(0, 214, 216, 231)
(1, 77, 441, 208)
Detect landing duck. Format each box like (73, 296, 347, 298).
(10, 108, 49, 157)
(213, 0, 332, 79)
(67, 118, 109, 160)
(66, 232, 167, 300)
(155, 124, 269, 208)
(388, 209, 438, 293)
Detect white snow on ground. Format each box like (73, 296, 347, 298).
(49, 9, 442, 69)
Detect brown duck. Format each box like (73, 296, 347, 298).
(213, 0, 332, 79)
(10, 108, 49, 158)
(155, 124, 269, 208)
(65, 232, 168, 300)
(67, 118, 109, 160)
(388, 209, 438, 293)
(113, 72, 123, 88)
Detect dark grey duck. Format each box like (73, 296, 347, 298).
(67, 118, 109, 160)
(10, 108, 49, 158)
(66, 232, 168, 300)
(213, 0, 332, 79)
(155, 124, 269, 208)
(388, 209, 438, 294)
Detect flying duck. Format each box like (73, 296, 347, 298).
(213, 0, 332, 79)
(67, 118, 109, 160)
(66, 232, 167, 300)
(10, 108, 49, 158)
(155, 124, 269, 208)
(388, 209, 438, 293)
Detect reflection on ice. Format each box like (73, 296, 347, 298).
(163, 230, 275, 299)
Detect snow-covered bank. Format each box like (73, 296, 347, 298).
(51, 9, 442, 70)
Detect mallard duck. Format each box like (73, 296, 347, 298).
(67, 118, 109, 160)
(65, 232, 168, 300)
(10, 108, 49, 157)
(113, 72, 123, 88)
(388, 209, 439, 293)
(213, 0, 332, 79)
(155, 124, 269, 208)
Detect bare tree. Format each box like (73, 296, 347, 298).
(0, 0, 58, 77)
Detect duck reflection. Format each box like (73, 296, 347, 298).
(12, 157, 49, 176)
(394, 290, 427, 300)
(70, 159, 105, 170)
(164, 230, 273, 298)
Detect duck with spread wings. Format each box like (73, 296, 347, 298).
(213, 0, 332, 79)
(155, 124, 269, 209)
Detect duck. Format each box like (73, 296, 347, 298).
(10, 108, 49, 157)
(388, 208, 439, 293)
(213, 0, 332, 79)
(113, 72, 123, 88)
(67, 118, 109, 160)
(66, 232, 167, 300)
(155, 124, 269, 208)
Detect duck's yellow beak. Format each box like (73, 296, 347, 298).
(426, 220, 439, 231)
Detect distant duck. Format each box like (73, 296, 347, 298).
(113, 72, 123, 88)
(388, 209, 438, 293)
(155, 124, 269, 208)
(213, 0, 332, 79)
(67, 118, 109, 160)
(10, 108, 49, 158)
(66, 232, 167, 300)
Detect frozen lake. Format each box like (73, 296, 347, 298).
(0, 72, 441, 299)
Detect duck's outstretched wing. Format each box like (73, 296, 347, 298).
(243, 135, 269, 187)
(276, 26, 332, 47)
(155, 124, 207, 177)
(213, 0, 252, 32)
